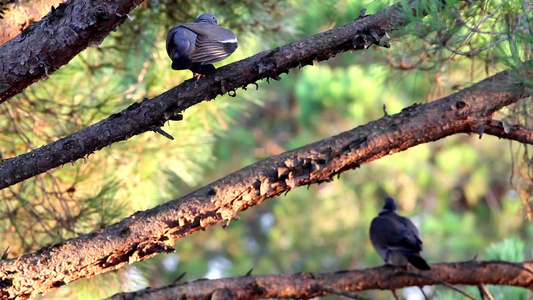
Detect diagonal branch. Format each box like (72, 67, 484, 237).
(0, 0, 144, 103)
(0, 0, 420, 190)
(0, 63, 529, 299)
(483, 119, 533, 145)
(106, 260, 533, 300)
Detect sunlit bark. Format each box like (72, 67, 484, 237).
(107, 260, 533, 300)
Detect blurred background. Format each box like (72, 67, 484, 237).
(0, 0, 531, 299)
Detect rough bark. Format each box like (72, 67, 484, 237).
(0, 0, 67, 45)
(0, 0, 418, 190)
(0, 65, 530, 299)
(0, 0, 144, 103)
(483, 120, 533, 144)
(106, 260, 533, 300)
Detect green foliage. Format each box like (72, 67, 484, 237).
(485, 236, 525, 262)
(435, 237, 531, 299)
(77, 180, 127, 230)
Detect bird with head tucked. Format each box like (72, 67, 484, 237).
(369, 196, 431, 270)
(166, 13, 238, 76)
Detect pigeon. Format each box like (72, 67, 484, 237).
(166, 13, 238, 76)
(369, 196, 431, 270)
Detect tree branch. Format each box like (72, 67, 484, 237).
(0, 0, 419, 190)
(0, 63, 530, 298)
(106, 260, 533, 300)
(483, 119, 533, 145)
(0, 0, 144, 103)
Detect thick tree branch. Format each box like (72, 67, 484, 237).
(0, 0, 144, 103)
(483, 119, 533, 145)
(0, 0, 67, 45)
(0, 64, 530, 299)
(106, 260, 533, 300)
(0, 0, 418, 190)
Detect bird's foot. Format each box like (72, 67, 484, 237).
(193, 73, 206, 81)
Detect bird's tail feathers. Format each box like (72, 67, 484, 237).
(407, 254, 431, 270)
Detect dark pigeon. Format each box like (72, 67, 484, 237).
(369, 196, 431, 270)
(166, 13, 238, 75)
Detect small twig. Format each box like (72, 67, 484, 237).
(478, 283, 495, 300)
(483, 120, 533, 145)
(485, 260, 533, 276)
(149, 125, 174, 140)
(1, 246, 10, 260)
(391, 289, 400, 300)
(473, 256, 533, 276)
(357, 8, 367, 20)
(446, 36, 509, 57)
(397, 271, 478, 300)
(172, 272, 187, 284)
(419, 286, 429, 300)
(316, 285, 369, 300)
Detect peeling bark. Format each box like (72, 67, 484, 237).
(0, 65, 530, 299)
(0, 0, 144, 103)
(0, 0, 67, 45)
(106, 260, 533, 300)
(0, 0, 420, 189)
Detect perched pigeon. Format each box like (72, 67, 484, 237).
(166, 13, 238, 75)
(369, 196, 431, 270)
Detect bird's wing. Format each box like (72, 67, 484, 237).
(396, 215, 423, 251)
(370, 215, 422, 254)
(166, 25, 197, 58)
(370, 216, 402, 260)
(166, 26, 180, 58)
(180, 23, 238, 64)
